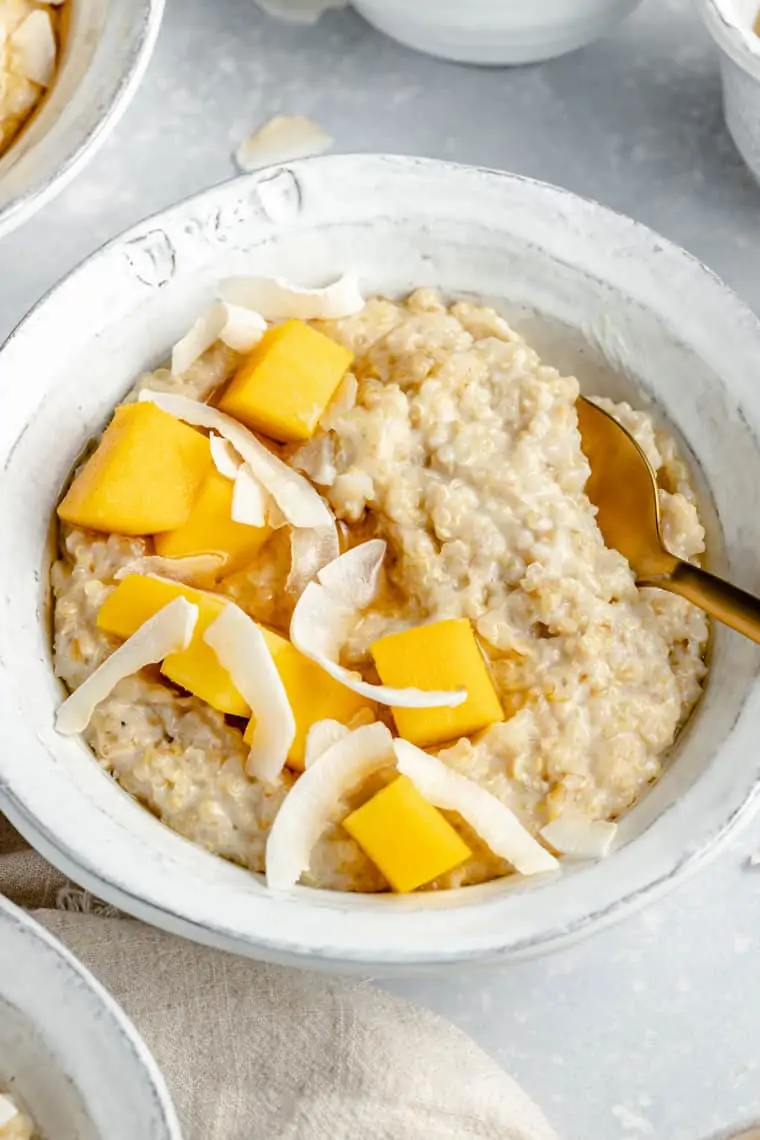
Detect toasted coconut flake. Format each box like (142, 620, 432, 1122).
(290, 544, 467, 709)
(286, 523, 341, 596)
(10, 9, 56, 85)
(266, 723, 393, 890)
(171, 305, 226, 376)
(235, 114, 332, 174)
(139, 391, 333, 529)
(114, 553, 224, 585)
(232, 463, 268, 527)
(219, 303, 267, 352)
(219, 272, 364, 322)
(395, 740, 559, 876)
(290, 435, 337, 486)
(171, 303, 266, 375)
(318, 538, 384, 608)
(267, 501, 288, 529)
(204, 603, 295, 783)
(209, 434, 241, 480)
(540, 816, 617, 859)
(304, 718, 350, 767)
(0, 1095, 19, 1127)
(56, 599, 198, 735)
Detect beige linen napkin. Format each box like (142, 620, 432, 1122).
(0, 814, 558, 1140)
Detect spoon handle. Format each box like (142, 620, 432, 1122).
(644, 561, 760, 644)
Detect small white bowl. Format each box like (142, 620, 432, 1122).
(350, 0, 644, 65)
(1, 156, 760, 973)
(701, 0, 760, 182)
(0, 895, 180, 1138)
(0, 0, 165, 240)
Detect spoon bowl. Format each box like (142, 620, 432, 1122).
(577, 395, 760, 643)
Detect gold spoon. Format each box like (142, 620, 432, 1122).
(576, 395, 760, 643)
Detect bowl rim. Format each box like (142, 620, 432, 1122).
(2, 154, 760, 971)
(699, 0, 760, 78)
(0, 892, 182, 1137)
(0, 0, 166, 241)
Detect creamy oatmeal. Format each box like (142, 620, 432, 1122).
(52, 288, 708, 893)
(0, 1, 64, 157)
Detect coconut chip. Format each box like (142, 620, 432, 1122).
(317, 539, 385, 607)
(209, 434, 241, 480)
(304, 718, 351, 767)
(219, 304, 267, 353)
(266, 722, 394, 890)
(114, 553, 224, 585)
(231, 463, 268, 527)
(56, 598, 198, 735)
(139, 391, 333, 529)
(540, 816, 617, 859)
(286, 522, 341, 596)
(171, 307, 225, 376)
(219, 272, 364, 322)
(290, 435, 337, 487)
(171, 303, 266, 375)
(290, 542, 467, 709)
(395, 740, 558, 876)
(235, 114, 333, 174)
(203, 603, 295, 783)
(10, 9, 56, 85)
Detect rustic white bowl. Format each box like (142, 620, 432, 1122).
(700, 0, 760, 183)
(0, 0, 165, 239)
(350, 0, 644, 65)
(0, 895, 180, 1138)
(0, 155, 759, 973)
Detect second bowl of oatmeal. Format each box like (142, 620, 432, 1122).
(0, 892, 180, 1139)
(0, 0, 164, 239)
(0, 156, 759, 971)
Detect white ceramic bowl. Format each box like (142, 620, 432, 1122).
(350, 0, 644, 65)
(701, 0, 760, 183)
(0, 0, 165, 240)
(1, 156, 760, 974)
(0, 894, 180, 1138)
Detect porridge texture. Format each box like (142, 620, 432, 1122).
(52, 290, 708, 892)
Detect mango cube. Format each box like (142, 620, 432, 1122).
(243, 629, 374, 770)
(154, 466, 271, 573)
(58, 403, 212, 536)
(218, 320, 353, 442)
(343, 775, 471, 893)
(370, 618, 503, 749)
(98, 574, 374, 738)
(97, 574, 248, 716)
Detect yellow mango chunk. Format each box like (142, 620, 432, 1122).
(371, 618, 503, 749)
(343, 775, 471, 893)
(218, 320, 353, 442)
(244, 629, 374, 770)
(58, 403, 212, 536)
(154, 465, 271, 574)
(97, 574, 248, 717)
